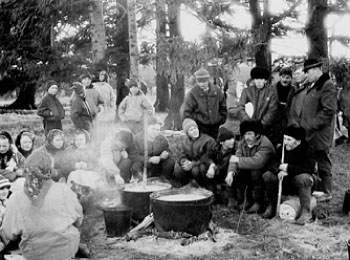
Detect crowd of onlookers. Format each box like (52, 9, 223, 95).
(0, 57, 345, 259)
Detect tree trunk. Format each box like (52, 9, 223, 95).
(90, 0, 107, 63)
(305, 0, 328, 61)
(163, 0, 184, 130)
(154, 0, 169, 112)
(127, 0, 139, 79)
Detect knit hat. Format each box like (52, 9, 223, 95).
(303, 59, 322, 72)
(72, 82, 85, 95)
(46, 80, 58, 91)
(0, 176, 11, 189)
(240, 119, 263, 136)
(284, 126, 306, 141)
(195, 68, 210, 83)
(128, 79, 138, 88)
(250, 67, 270, 80)
(279, 67, 293, 77)
(0, 130, 12, 144)
(218, 127, 235, 142)
(79, 72, 92, 81)
(182, 118, 198, 134)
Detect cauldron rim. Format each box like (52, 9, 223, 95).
(150, 187, 213, 204)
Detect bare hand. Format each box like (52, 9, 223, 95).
(278, 171, 288, 179)
(206, 166, 215, 179)
(182, 160, 193, 171)
(278, 163, 288, 172)
(160, 151, 169, 160)
(225, 171, 235, 186)
(149, 156, 161, 164)
(120, 151, 128, 159)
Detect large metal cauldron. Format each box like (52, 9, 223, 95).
(150, 188, 214, 236)
(122, 180, 171, 221)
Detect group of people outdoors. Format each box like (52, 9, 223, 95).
(0, 57, 340, 259)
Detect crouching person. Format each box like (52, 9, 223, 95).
(129, 117, 175, 181)
(174, 118, 216, 187)
(263, 126, 315, 225)
(227, 119, 275, 214)
(0, 151, 83, 260)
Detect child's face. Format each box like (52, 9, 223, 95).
(74, 134, 87, 148)
(0, 187, 9, 200)
(20, 135, 33, 151)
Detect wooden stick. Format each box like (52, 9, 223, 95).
(142, 112, 148, 186)
(276, 138, 285, 217)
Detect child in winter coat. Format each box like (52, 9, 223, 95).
(118, 79, 154, 134)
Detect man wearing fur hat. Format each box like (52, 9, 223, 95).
(174, 118, 217, 186)
(183, 68, 226, 139)
(239, 67, 278, 146)
(70, 82, 93, 132)
(299, 59, 337, 202)
(227, 119, 275, 214)
(263, 126, 315, 224)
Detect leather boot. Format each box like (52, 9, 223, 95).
(262, 204, 275, 219)
(294, 186, 312, 225)
(318, 176, 333, 202)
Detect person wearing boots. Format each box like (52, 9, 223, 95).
(300, 59, 337, 202)
(227, 119, 275, 214)
(263, 126, 316, 224)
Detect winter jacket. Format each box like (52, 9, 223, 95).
(213, 144, 236, 177)
(267, 141, 315, 178)
(0, 181, 83, 260)
(285, 83, 308, 128)
(177, 133, 216, 167)
(239, 84, 278, 130)
(0, 147, 25, 181)
(228, 134, 275, 173)
(70, 94, 93, 132)
(93, 82, 116, 110)
(300, 73, 337, 150)
(183, 83, 227, 126)
(85, 86, 104, 119)
(118, 91, 154, 122)
(338, 87, 350, 127)
(37, 93, 65, 134)
(129, 132, 170, 163)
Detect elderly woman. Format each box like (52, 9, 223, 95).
(0, 151, 83, 260)
(37, 80, 65, 136)
(15, 129, 35, 158)
(0, 131, 25, 182)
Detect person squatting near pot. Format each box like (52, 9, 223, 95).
(37, 80, 65, 136)
(0, 131, 25, 183)
(239, 67, 279, 147)
(227, 119, 275, 214)
(174, 118, 217, 187)
(70, 82, 93, 132)
(183, 68, 227, 139)
(299, 59, 337, 202)
(99, 129, 134, 184)
(118, 79, 154, 134)
(0, 151, 83, 260)
(129, 117, 175, 182)
(15, 129, 35, 158)
(263, 126, 316, 224)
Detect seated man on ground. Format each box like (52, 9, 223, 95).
(227, 119, 275, 214)
(99, 129, 134, 184)
(263, 126, 315, 225)
(129, 117, 175, 181)
(174, 118, 217, 187)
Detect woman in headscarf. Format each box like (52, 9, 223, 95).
(15, 129, 35, 158)
(0, 131, 25, 182)
(0, 151, 83, 260)
(34, 129, 70, 181)
(37, 80, 65, 136)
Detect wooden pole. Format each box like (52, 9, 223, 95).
(142, 112, 148, 186)
(276, 138, 285, 217)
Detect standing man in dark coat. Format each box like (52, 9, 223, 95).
(239, 67, 279, 146)
(300, 59, 337, 202)
(263, 126, 315, 224)
(183, 68, 227, 139)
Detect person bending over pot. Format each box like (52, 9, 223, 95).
(227, 119, 275, 214)
(0, 151, 83, 260)
(129, 117, 175, 181)
(173, 118, 217, 187)
(263, 126, 315, 225)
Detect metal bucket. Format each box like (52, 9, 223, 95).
(150, 187, 214, 235)
(103, 206, 132, 237)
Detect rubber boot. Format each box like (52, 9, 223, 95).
(262, 204, 275, 219)
(263, 172, 278, 218)
(294, 186, 312, 225)
(246, 184, 264, 214)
